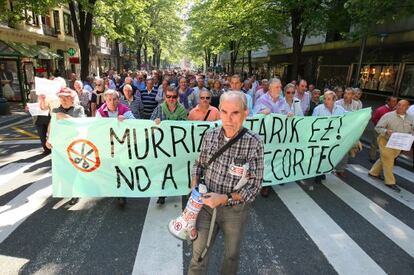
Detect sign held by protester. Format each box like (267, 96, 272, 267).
(50, 108, 371, 197)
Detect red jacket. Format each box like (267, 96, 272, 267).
(372, 104, 392, 126)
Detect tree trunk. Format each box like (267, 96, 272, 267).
(136, 44, 142, 70)
(241, 54, 245, 74)
(290, 9, 307, 82)
(248, 50, 252, 75)
(144, 43, 148, 70)
(115, 39, 121, 73)
(229, 40, 241, 75)
(212, 54, 217, 67)
(203, 48, 211, 72)
(157, 49, 161, 69)
(69, 0, 96, 81)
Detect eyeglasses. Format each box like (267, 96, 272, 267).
(166, 95, 178, 99)
(200, 96, 210, 100)
(285, 91, 294, 94)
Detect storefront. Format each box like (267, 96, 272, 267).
(0, 40, 62, 103)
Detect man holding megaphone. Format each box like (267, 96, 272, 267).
(169, 90, 264, 275)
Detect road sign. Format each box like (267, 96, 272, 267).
(67, 48, 76, 56)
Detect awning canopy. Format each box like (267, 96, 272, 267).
(0, 40, 62, 59)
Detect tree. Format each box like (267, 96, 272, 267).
(187, 0, 279, 74)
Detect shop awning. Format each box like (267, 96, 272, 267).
(0, 40, 62, 59)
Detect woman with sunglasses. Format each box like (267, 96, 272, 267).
(280, 83, 304, 116)
(188, 90, 221, 121)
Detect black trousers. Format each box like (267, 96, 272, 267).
(35, 116, 51, 151)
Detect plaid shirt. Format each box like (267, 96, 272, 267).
(192, 127, 264, 205)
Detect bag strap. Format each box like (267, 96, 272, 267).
(206, 127, 248, 168)
(203, 109, 211, 121)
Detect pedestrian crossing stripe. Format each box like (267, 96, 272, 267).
(0, 162, 414, 274)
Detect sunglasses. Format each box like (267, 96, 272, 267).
(166, 95, 178, 99)
(200, 96, 211, 100)
(285, 91, 294, 94)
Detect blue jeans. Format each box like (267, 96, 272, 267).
(188, 203, 251, 275)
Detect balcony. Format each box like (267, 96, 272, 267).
(43, 25, 58, 37)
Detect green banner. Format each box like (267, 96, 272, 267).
(50, 108, 371, 197)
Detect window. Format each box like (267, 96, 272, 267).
(25, 9, 39, 26)
(53, 10, 60, 34)
(358, 64, 398, 93)
(63, 13, 72, 36)
(399, 64, 414, 98)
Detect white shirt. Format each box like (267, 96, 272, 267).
(408, 105, 414, 116)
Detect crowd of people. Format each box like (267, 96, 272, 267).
(27, 68, 414, 275)
(31, 68, 414, 199)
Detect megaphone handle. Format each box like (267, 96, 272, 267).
(197, 207, 217, 262)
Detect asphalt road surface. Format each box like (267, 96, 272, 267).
(0, 120, 414, 275)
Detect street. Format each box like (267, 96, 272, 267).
(1, 117, 414, 275)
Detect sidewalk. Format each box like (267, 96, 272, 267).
(0, 102, 29, 128)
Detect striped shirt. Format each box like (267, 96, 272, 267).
(120, 95, 143, 119)
(139, 89, 158, 119)
(192, 127, 264, 205)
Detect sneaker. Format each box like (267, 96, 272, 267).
(69, 197, 79, 205)
(368, 173, 384, 181)
(386, 184, 401, 193)
(314, 176, 322, 184)
(157, 197, 166, 204)
(117, 197, 127, 207)
(260, 187, 271, 198)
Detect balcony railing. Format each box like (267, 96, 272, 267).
(43, 25, 58, 37)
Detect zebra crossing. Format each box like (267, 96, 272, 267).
(0, 149, 414, 275)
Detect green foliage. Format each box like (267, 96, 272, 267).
(345, 0, 414, 36)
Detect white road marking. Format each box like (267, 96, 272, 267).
(347, 164, 414, 210)
(324, 174, 414, 258)
(274, 183, 386, 275)
(132, 197, 183, 275)
(0, 175, 52, 243)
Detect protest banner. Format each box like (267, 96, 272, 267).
(50, 108, 371, 197)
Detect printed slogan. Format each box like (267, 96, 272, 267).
(50, 108, 371, 197)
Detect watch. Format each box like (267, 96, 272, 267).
(226, 193, 233, 204)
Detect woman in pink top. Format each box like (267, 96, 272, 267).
(188, 90, 221, 121)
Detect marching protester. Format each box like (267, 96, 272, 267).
(336, 87, 361, 112)
(151, 86, 187, 205)
(210, 79, 224, 108)
(188, 90, 221, 121)
(177, 77, 195, 111)
(120, 84, 143, 119)
(46, 87, 86, 205)
(229, 74, 253, 116)
(188, 91, 264, 275)
(294, 79, 310, 115)
(280, 83, 304, 116)
(307, 89, 322, 116)
(353, 87, 363, 109)
(312, 90, 347, 183)
(253, 78, 268, 104)
(90, 78, 106, 117)
(140, 78, 158, 119)
(96, 89, 135, 207)
(368, 100, 414, 193)
(155, 78, 170, 104)
(192, 76, 209, 107)
(253, 78, 285, 197)
(73, 80, 91, 116)
(369, 96, 398, 162)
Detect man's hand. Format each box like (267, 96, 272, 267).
(38, 94, 46, 101)
(202, 192, 227, 208)
(118, 115, 125, 121)
(56, 112, 67, 120)
(260, 108, 271, 115)
(386, 129, 393, 136)
(46, 141, 52, 149)
(154, 118, 161, 125)
(287, 111, 294, 117)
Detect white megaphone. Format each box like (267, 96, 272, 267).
(168, 184, 207, 241)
